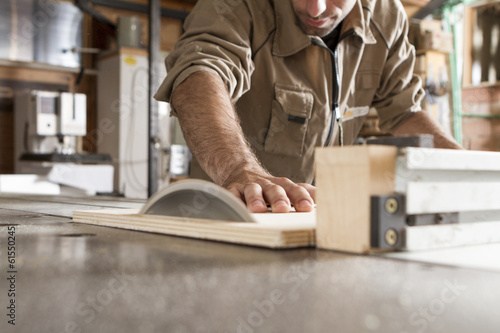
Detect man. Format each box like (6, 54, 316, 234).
(155, 0, 461, 213)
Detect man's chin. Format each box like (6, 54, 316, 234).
(298, 21, 336, 37)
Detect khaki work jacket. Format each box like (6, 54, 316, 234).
(155, 0, 425, 184)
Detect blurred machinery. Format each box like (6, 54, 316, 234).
(13, 90, 113, 195)
(0, 0, 83, 66)
(15, 90, 87, 158)
(97, 48, 190, 199)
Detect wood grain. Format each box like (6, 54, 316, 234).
(73, 209, 316, 249)
(315, 146, 397, 253)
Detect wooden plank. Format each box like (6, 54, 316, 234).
(73, 208, 316, 249)
(405, 220, 500, 251)
(315, 146, 397, 253)
(0, 110, 14, 174)
(462, 6, 474, 86)
(0, 65, 75, 91)
(406, 182, 500, 214)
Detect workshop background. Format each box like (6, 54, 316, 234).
(1, 1, 500, 333)
(0, 0, 499, 196)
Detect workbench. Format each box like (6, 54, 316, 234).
(0, 194, 499, 332)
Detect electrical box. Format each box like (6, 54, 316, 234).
(31, 91, 59, 136)
(58, 92, 87, 136)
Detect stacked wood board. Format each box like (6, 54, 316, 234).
(73, 208, 316, 249)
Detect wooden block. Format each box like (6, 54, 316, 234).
(316, 146, 500, 253)
(73, 209, 316, 249)
(315, 146, 397, 253)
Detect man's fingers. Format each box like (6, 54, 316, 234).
(227, 187, 244, 202)
(227, 177, 316, 214)
(258, 181, 291, 213)
(287, 185, 314, 212)
(242, 183, 268, 213)
(297, 183, 316, 202)
(273, 179, 315, 212)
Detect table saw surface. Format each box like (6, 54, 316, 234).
(0, 194, 499, 332)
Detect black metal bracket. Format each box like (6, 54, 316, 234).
(148, 0, 161, 197)
(366, 134, 434, 148)
(371, 194, 459, 249)
(371, 194, 407, 249)
(407, 213, 458, 226)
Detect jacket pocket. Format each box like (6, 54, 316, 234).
(355, 71, 380, 106)
(264, 83, 314, 157)
(341, 71, 380, 144)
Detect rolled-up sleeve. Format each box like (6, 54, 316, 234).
(154, 0, 255, 106)
(372, 11, 425, 133)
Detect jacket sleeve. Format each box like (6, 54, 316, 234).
(371, 2, 425, 133)
(154, 0, 255, 106)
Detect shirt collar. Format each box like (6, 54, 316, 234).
(272, 0, 376, 57)
(342, 0, 377, 45)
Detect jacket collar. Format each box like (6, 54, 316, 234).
(342, 0, 377, 44)
(272, 0, 311, 57)
(272, 0, 376, 57)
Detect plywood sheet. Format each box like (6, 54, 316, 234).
(73, 208, 316, 249)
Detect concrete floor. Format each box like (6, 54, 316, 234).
(0, 194, 499, 332)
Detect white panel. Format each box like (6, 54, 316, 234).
(405, 221, 500, 251)
(401, 148, 500, 171)
(394, 167, 500, 193)
(47, 164, 114, 194)
(406, 182, 500, 214)
(59, 93, 87, 136)
(119, 52, 148, 199)
(0, 174, 60, 195)
(97, 50, 149, 199)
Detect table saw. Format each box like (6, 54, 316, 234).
(1, 194, 499, 332)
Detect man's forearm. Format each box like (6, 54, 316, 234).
(171, 71, 268, 186)
(393, 111, 462, 149)
(170, 71, 315, 213)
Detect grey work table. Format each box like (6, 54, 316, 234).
(0, 194, 499, 333)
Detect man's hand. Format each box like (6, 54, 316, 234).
(393, 111, 462, 149)
(225, 172, 315, 213)
(171, 71, 315, 213)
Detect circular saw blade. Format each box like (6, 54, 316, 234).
(140, 179, 256, 222)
